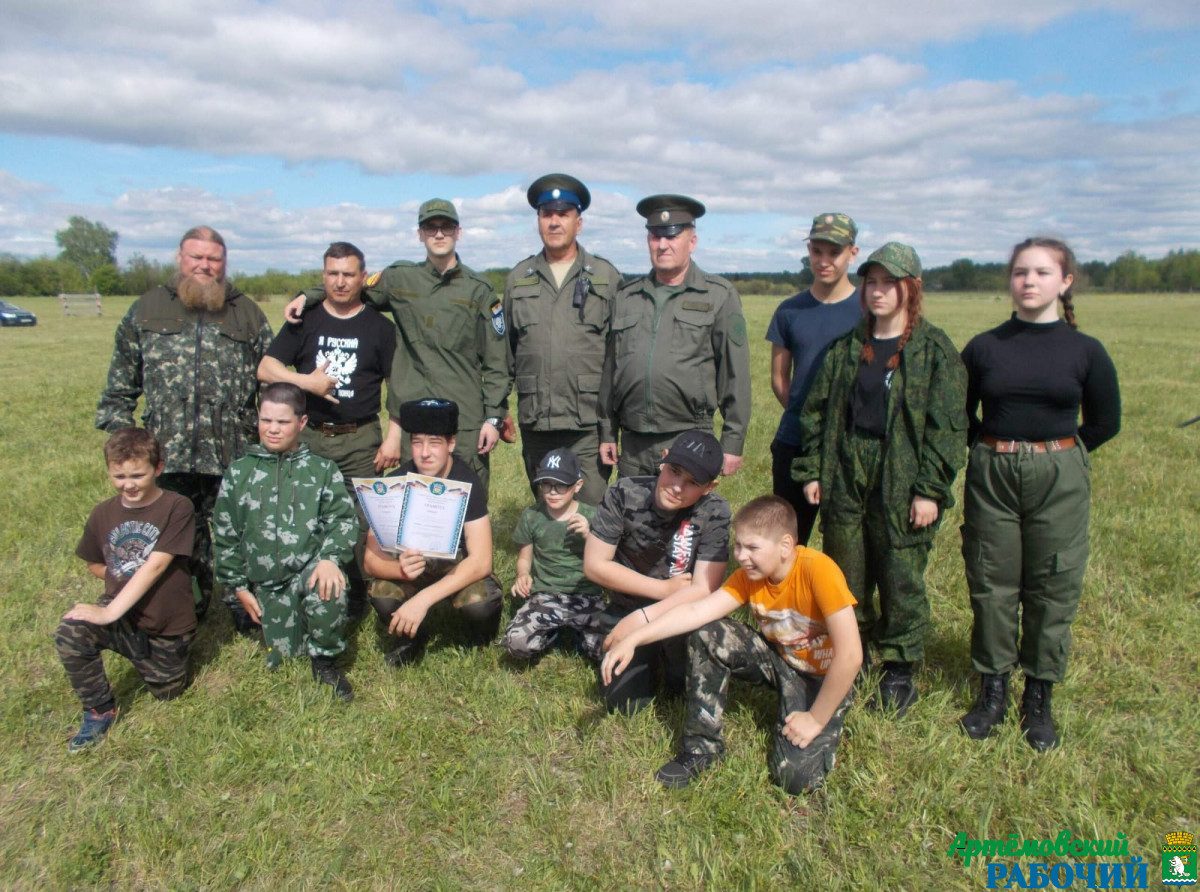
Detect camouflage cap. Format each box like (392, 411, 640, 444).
(527, 174, 590, 213)
(857, 241, 922, 279)
(418, 198, 460, 225)
(637, 194, 706, 236)
(808, 212, 857, 246)
(662, 429, 723, 484)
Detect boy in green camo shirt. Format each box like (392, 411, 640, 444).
(213, 382, 358, 700)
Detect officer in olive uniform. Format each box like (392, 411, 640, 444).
(599, 195, 751, 478)
(287, 199, 509, 489)
(505, 174, 621, 504)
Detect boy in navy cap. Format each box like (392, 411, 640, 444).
(501, 447, 606, 662)
(584, 429, 731, 713)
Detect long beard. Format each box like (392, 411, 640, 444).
(176, 275, 227, 311)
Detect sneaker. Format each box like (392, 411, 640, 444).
(1020, 678, 1058, 752)
(872, 661, 919, 717)
(68, 707, 119, 753)
(960, 673, 1009, 740)
(311, 659, 354, 703)
(655, 752, 720, 789)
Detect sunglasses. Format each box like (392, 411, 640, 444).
(420, 222, 458, 236)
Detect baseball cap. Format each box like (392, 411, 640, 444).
(857, 242, 922, 279)
(808, 212, 857, 246)
(534, 448, 582, 485)
(418, 199, 460, 225)
(661, 429, 723, 484)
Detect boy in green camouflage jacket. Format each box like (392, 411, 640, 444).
(213, 382, 359, 700)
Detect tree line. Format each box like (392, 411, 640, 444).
(2, 218, 1197, 298)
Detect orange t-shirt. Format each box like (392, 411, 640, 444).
(721, 546, 857, 675)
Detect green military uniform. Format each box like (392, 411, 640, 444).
(506, 246, 619, 503)
(212, 443, 358, 668)
(793, 317, 967, 663)
(600, 263, 751, 477)
(303, 258, 508, 487)
(96, 282, 273, 615)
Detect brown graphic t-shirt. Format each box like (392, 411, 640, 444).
(75, 491, 197, 636)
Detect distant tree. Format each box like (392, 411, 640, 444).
(121, 252, 173, 295)
(1110, 251, 1160, 292)
(946, 258, 978, 290)
(90, 264, 123, 296)
(55, 217, 118, 284)
(798, 255, 814, 287)
(1159, 249, 1200, 292)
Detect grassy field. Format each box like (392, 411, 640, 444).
(0, 291, 1197, 891)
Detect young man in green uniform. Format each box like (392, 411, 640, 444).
(599, 195, 751, 479)
(285, 200, 510, 489)
(504, 173, 621, 505)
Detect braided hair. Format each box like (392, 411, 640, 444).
(1008, 236, 1078, 329)
(859, 271, 924, 369)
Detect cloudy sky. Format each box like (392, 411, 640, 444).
(1, 0, 1198, 275)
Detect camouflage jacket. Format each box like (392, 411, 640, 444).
(304, 256, 508, 431)
(794, 318, 968, 547)
(504, 245, 620, 431)
(211, 443, 357, 592)
(95, 283, 272, 476)
(599, 263, 751, 454)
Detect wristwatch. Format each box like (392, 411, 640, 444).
(485, 416, 502, 428)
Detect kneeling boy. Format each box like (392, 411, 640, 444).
(584, 429, 731, 714)
(602, 495, 862, 793)
(365, 398, 501, 666)
(212, 382, 358, 700)
(502, 448, 605, 661)
(57, 427, 197, 752)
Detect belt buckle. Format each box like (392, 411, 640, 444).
(318, 422, 338, 437)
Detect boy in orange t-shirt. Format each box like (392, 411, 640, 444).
(602, 495, 861, 792)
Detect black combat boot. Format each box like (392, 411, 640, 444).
(311, 657, 354, 702)
(1019, 677, 1058, 751)
(959, 673, 1008, 739)
(873, 661, 919, 717)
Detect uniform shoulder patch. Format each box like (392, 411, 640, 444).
(729, 314, 747, 347)
(490, 299, 505, 336)
(365, 271, 382, 288)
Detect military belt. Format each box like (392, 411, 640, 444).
(980, 435, 1076, 454)
(307, 419, 374, 436)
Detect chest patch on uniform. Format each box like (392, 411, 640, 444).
(365, 271, 381, 287)
(490, 300, 505, 335)
(681, 300, 713, 312)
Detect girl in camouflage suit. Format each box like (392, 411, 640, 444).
(794, 243, 967, 716)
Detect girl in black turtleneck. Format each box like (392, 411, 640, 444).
(958, 237, 1120, 752)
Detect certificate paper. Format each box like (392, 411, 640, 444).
(395, 474, 472, 559)
(351, 474, 472, 559)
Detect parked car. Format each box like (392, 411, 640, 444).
(0, 300, 37, 326)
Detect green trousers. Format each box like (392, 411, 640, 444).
(822, 432, 931, 663)
(616, 430, 687, 479)
(961, 441, 1090, 682)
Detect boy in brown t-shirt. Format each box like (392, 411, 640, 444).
(56, 428, 197, 753)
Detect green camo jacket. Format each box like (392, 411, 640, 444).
(211, 443, 357, 592)
(793, 318, 968, 547)
(95, 284, 273, 476)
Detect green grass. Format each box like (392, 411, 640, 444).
(1, 292, 1197, 890)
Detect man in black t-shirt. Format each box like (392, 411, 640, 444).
(364, 399, 502, 666)
(259, 242, 400, 619)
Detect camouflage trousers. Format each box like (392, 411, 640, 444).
(683, 618, 852, 795)
(822, 432, 931, 663)
(56, 617, 193, 711)
(252, 558, 349, 669)
(158, 472, 222, 617)
(501, 591, 607, 661)
(368, 564, 503, 646)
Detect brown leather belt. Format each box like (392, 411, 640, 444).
(980, 435, 1076, 454)
(307, 420, 365, 436)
